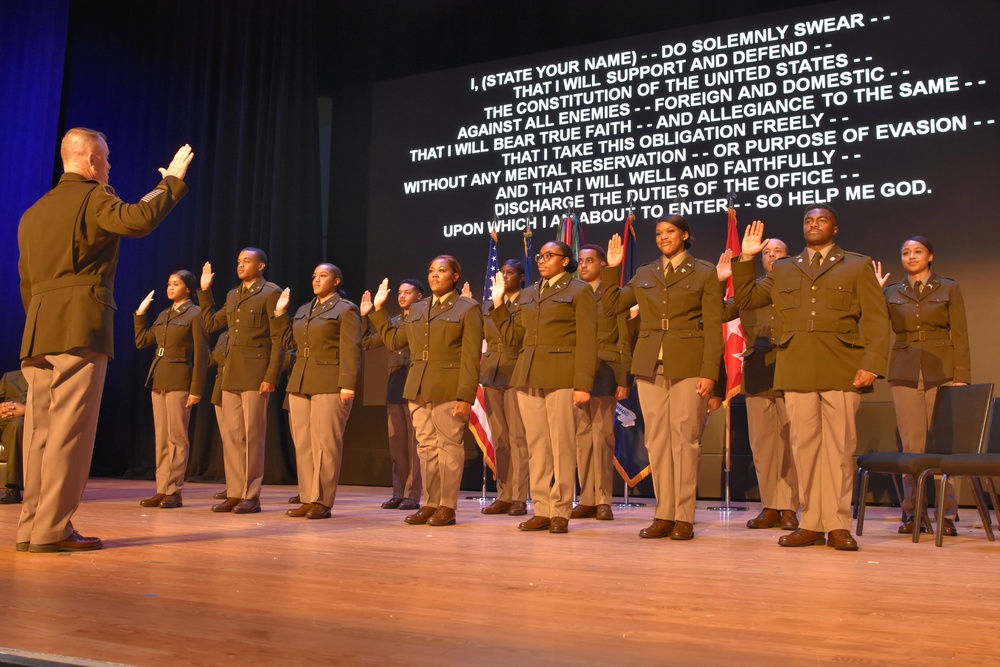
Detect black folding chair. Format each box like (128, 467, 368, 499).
(855, 384, 994, 542)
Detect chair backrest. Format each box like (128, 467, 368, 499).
(986, 397, 1000, 454)
(926, 383, 995, 456)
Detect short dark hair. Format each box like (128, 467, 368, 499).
(399, 278, 425, 295)
(803, 203, 838, 223)
(579, 243, 607, 263)
(242, 247, 268, 265)
(172, 269, 198, 294)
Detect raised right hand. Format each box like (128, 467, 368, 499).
(359, 290, 373, 316)
(606, 234, 623, 267)
(716, 249, 733, 281)
(158, 144, 194, 181)
(490, 271, 506, 307)
(201, 262, 214, 290)
(872, 260, 891, 288)
(137, 290, 154, 314)
(372, 278, 390, 310)
(740, 220, 768, 257)
(274, 287, 290, 316)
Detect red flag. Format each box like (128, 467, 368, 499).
(723, 207, 745, 404)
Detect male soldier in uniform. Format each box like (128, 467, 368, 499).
(733, 205, 889, 550)
(199, 249, 285, 514)
(719, 240, 799, 530)
(17, 127, 192, 552)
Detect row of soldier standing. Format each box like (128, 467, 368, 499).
(131, 204, 969, 551)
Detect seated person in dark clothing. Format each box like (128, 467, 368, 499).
(0, 370, 28, 504)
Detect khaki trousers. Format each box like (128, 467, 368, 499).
(220, 390, 269, 500)
(409, 400, 468, 510)
(575, 395, 617, 506)
(517, 387, 578, 520)
(150, 389, 191, 495)
(386, 402, 421, 501)
(288, 393, 352, 508)
(891, 380, 957, 518)
(483, 386, 530, 503)
(19, 350, 108, 545)
(784, 390, 860, 533)
(745, 394, 798, 511)
(637, 375, 706, 523)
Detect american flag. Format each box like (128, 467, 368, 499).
(470, 232, 499, 476)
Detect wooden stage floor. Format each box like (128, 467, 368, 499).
(0, 479, 998, 667)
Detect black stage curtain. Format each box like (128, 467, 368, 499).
(24, 0, 325, 483)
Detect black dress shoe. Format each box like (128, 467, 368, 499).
(139, 493, 167, 508)
(639, 519, 675, 539)
(306, 503, 332, 520)
(381, 496, 403, 509)
(508, 500, 528, 516)
(158, 493, 182, 509)
(286, 503, 312, 518)
(212, 497, 241, 512)
(233, 497, 261, 514)
(397, 498, 420, 511)
(518, 516, 551, 531)
(0, 487, 22, 504)
(29, 531, 103, 553)
(212, 490, 228, 500)
(549, 517, 569, 533)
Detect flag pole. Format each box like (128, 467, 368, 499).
(708, 194, 748, 513)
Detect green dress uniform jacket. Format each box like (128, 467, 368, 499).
(600, 256, 723, 382)
(198, 277, 285, 390)
(276, 295, 363, 395)
(733, 245, 890, 391)
(19, 173, 189, 359)
(369, 291, 483, 404)
(480, 297, 522, 389)
(362, 314, 410, 404)
(593, 280, 633, 396)
(884, 274, 970, 385)
(134, 302, 209, 396)
(490, 274, 598, 392)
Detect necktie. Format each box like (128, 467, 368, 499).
(811, 252, 823, 272)
(539, 281, 546, 295)
(664, 263, 674, 279)
(914, 280, 923, 294)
